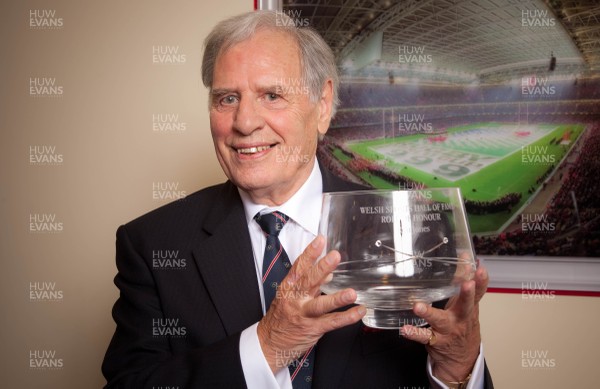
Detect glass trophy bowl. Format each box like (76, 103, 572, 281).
(319, 188, 476, 329)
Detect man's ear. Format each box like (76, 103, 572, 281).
(316, 79, 334, 136)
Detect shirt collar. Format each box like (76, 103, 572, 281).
(239, 160, 323, 235)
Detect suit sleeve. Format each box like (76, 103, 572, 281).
(101, 225, 248, 388)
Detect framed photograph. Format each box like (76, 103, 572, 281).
(260, 0, 600, 294)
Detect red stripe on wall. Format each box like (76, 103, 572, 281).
(488, 287, 600, 297)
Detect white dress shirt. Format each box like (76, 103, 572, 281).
(237, 160, 485, 389)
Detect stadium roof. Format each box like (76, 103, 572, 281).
(282, 0, 600, 83)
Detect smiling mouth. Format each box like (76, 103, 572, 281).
(235, 144, 275, 154)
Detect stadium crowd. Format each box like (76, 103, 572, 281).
(465, 193, 522, 215)
(337, 78, 600, 110)
(473, 122, 600, 256)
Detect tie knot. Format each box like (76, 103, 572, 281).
(254, 211, 289, 236)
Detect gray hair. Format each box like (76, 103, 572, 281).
(201, 10, 340, 116)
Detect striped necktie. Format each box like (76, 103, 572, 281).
(254, 211, 315, 388)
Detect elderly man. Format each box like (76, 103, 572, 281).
(103, 10, 492, 389)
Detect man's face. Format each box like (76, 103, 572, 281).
(209, 29, 332, 205)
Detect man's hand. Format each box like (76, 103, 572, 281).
(400, 265, 489, 382)
(257, 235, 366, 373)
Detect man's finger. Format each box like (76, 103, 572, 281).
(412, 302, 451, 333)
(316, 305, 366, 333)
(295, 249, 341, 294)
(473, 266, 489, 304)
(303, 288, 357, 317)
(286, 236, 325, 284)
(452, 279, 476, 320)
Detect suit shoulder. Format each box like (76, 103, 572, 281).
(324, 172, 369, 192)
(121, 181, 232, 234)
(319, 159, 369, 192)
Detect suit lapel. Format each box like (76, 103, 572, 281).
(192, 182, 263, 335)
(190, 167, 367, 384)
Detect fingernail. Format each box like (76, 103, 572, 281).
(357, 306, 366, 316)
(325, 253, 336, 265)
(343, 290, 355, 302)
(311, 235, 322, 248)
(415, 303, 426, 314)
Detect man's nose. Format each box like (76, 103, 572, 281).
(233, 97, 265, 135)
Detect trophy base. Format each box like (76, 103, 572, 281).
(362, 308, 428, 329)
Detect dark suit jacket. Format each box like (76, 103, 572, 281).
(102, 167, 493, 388)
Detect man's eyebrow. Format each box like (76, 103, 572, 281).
(255, 84, 287, 95)
(263, 84, 284, 91)
(210, 88, 235, 97)
(211, 85, 286, 97)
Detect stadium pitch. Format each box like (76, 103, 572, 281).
(338, 122, 584, 234)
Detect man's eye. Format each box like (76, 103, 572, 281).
(265, 93, 279, 101)
(220, 95, 238, 105)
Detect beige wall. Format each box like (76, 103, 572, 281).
(1, 1, 598, 388)
(1, 0, 249, 387)
(480, 293, 599, 388)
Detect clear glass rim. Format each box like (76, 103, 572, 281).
(323, 187, 463, 197)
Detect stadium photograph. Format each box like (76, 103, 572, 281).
(284, 0, 600, 257)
